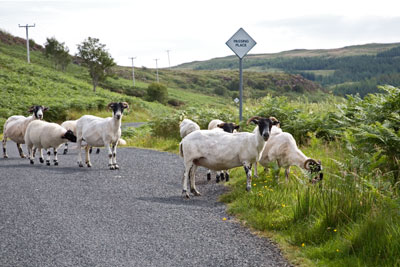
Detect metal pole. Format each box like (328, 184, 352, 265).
(166, 50, 171, 69)
(18, 24, 35, 63)
(239, 57, 243, 121)
(129, 57, 136, 87)
(154, 58, 159, 83)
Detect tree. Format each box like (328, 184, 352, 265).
(147, 83, 168, 104)
(44, 37, 71, 71)
(76, 37, 115, 92)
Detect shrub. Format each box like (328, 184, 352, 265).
(147, 83, 168, 104)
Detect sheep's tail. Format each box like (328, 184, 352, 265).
(179, 142, 183, 157)
(118, 138, 127, 146)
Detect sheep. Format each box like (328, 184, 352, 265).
(60, 120, 100, 155)
(2, 105, 48, 158)
(258, 129, 323, 183)
(25, 120, 77, 165)
(76, 102, 129, 170)
(179, 116, 275, 198)
(206, 119, 240, 183)
(179, 119, 200, 138)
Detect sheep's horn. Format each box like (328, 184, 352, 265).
(121, 102, 130, 110)
(246, 116, 262, 125)
(269, 117, 280, 126)
(304, 158, 318, 170)
(217, 123, 225, 128)
(107, 102, 115, 110)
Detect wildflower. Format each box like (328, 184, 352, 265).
(301, 243, 305, 247)
(336, 249, 340, 252)
(222, 217, 227, 221)
(281, 204, 286, 208)
(264, 186, 268, 189)
(334, 229, 337, 232)
(253, 183, 256, 186)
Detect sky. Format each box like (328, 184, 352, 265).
(1, 0, 400, 68)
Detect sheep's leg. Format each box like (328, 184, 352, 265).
(2, 135, 8, 158)
(207, 169, 211, 181)
(63, 142, 68, 154)
(216, 171, 221, 183)
(253, 162, 259, 178)
(77, 138, 84, 167)
(46, 149, 51, 166)
(85, 146, 92, 167)
(111, 143, 119, 169)
(96, 148, 100, 154)
(53, 148, 58, 166)
(39, 148, 44, 164)
(17, 143, 26, 158)
(182, 163, 192, 199)
(285, 167, 290, 182)
(28, 145, 34, 164)
(189, 165, 201, 196)
(225, 170, 230, 182)
(106, 143, 115, 170)
(220, 171, 225, 181)
(243, 162, 252, 191)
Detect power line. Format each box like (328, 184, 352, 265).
(18, 23, 35, 63)
(128, 57, 137, 87)
(154, 58, 160, 83)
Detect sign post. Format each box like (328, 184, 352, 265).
(226, 28, 256, 121)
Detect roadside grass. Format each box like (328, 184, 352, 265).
(220, 139, 400, 267)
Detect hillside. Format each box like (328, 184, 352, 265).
(176, 43, 400, 97)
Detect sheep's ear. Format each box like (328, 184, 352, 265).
(122, 102, 129, 110)
(234, 125, 240, 130)
(28, 106, 35, 113)
(217, 123, 225, 128)
(107, 103, 115, 110)
(272, 120, 280, 126)
(43, 106, 49, 111)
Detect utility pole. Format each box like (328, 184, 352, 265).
(154, 58, 159, 83)
(128, 57, 136, 87)
(18, 23, 35, 63)
(166, 50, 171, 69)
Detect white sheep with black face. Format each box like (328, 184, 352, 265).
(2, 105, 48, 158)
(258, 130, 323, 183)
(25, 120, 77, 166)
(75, 102, 129, 170)
(179, 116, 275, 198)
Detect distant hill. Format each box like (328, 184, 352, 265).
(176, 43, 400, 97)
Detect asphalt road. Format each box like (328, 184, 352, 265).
(0, 142, 290, 267)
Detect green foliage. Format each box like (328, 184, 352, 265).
(44, 37, 71, 71)
(77, 37, 115, 92)
(146, 83, 168, 104)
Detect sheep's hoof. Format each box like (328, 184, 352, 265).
(225, 173, 230, 182)
(191, 189, 201, 196)
(20, 154, 26, 159)
(63, 150, 67, 155)
(96, 149, 100, 154)
(78, 162, 83, 167)
(3, 155, 8, 159)
(46, 161, 50, 166)
(246, 186, 252, 192)
(54, 161, 58, 166)
(86, 162, 92, 168)
(207, 173, 211, 181)
(39, 158, 44, 163)
(216, 176, 220, 183)
(114, 164, 120, 170)
(30, 160, 34, 165)
(182, 190, 190, 199)
(109, 165, 115, 170)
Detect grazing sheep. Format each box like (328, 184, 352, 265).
(258, 129, 323, 183)
(206, 119, 240, 183)
(179, 116, 275, 198)
(76, 102, 129, 170)
(179, 119, 200, 138)
(25, 120, 77, 165)
(2, 105, 48, 158)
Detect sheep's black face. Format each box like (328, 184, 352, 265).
(109, 102, 129, 120)
(62, 130, 77, 143)
(29, 105, 49, 120)
(257, 118, 274, 141)
(217, 122, 240, 133)
(309, 161, 323, 184)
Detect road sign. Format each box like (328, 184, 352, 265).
(226, 28, 256, 59)
(226, 28, 256, 121)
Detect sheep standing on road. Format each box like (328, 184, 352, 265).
(258, 129, 323, 183)
(179, 119, 200, 138)
(179, 116, 275, 198)
(206, 119, 240, 183)
(25, 120, 77, 165)
(2, 105, 48, 158)
(76, 102, 129, 170)
(61, 120, 100, 155)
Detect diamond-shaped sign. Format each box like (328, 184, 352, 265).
(226, 28, 256, 59)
